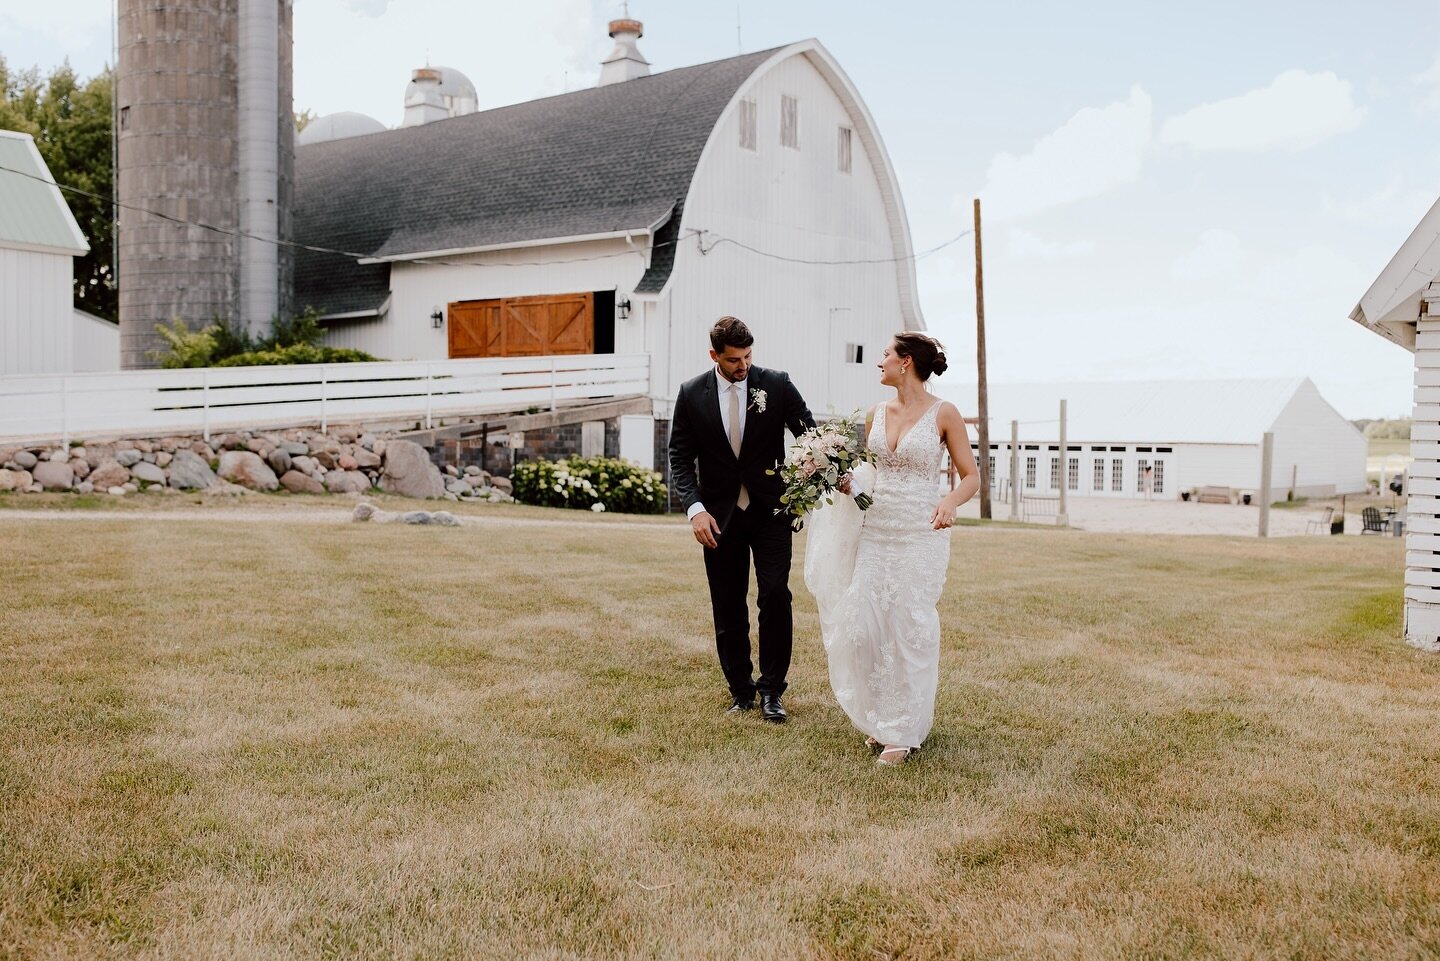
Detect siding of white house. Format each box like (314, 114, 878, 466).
(71, 310, 119, 372)
(0, 246, 76, 376)
(660, 49, 914, 418)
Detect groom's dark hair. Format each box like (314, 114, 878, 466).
(710, 316, 754, 352)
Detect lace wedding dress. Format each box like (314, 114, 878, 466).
(805, 400, 949, 749)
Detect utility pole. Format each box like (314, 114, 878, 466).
(1057, 398, 1069, 527)
(974, 198, 991, 519)
(1008, 419, 1019, 521)
(1259, 432, 1274, 538)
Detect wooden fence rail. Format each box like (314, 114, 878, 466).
(0, 354, 651, 445)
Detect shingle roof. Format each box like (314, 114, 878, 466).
(0, 131, 89, 256)
(294, 48, 781, 318)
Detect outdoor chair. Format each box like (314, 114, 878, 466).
(1305, 506, 1334, 535)
(1361, 506, 1390, 535)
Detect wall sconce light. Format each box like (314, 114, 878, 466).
(617, 297, 632, 320)
(430, 306, 444, 329)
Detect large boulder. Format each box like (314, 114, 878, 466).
(88, 459, 131, 489)
(379, 441, 445, 500)
(13, 450, 37, 470)
(267, 448, 293, 476)
(324, 470, 371, 494)
(167, 449, 217, 490)
(280, 470, 325, 494)
(0, 468, 32, 492)
(130, 461, 167, 485)
(291, 455, 318, 475)
(114, 449, 142, 468)
(69, 458, 90, 480)
(351, 447, 382, 469)
(217, 450, 278, 491)
(32, 460, 74, 490)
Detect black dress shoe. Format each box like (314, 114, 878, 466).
(759, 693, 788, 723)
(725, 697, 755, 715)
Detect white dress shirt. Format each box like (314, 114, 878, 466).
(687, 368, 749, 520)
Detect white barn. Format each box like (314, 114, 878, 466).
(292, 24, 922, 441)
(0, 130, 118, 375)
(939, 379, 1366, 500)
(1350, 195, 1440, 652)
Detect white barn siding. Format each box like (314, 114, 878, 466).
(70, 310, 119, 372)
(0, 246, 75, 376)
(1173, 444, 1260, 493)
(1269, 380, 1368, 497)
(327, 238, 648, 361)
(669, 52, 909, 418)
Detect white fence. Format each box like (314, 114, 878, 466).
(0, 354, 651, 445)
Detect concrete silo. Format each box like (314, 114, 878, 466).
(116, 0, 294, 369)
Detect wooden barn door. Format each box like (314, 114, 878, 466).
(447, 293, 594, 359)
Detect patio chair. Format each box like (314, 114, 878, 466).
(1305, 507, 1334, 535)
(1361, 506, 1390, 535)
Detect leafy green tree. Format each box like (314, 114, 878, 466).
(0, 56, 116, 320)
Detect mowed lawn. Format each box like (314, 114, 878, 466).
(1, 508, 1437, 960)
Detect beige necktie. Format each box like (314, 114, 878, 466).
(728, 384, 749, 510)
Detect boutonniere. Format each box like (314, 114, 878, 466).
(749, 387, 767, 413)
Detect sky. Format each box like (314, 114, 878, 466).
(3, 0, 1437, 418)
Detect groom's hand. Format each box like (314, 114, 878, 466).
(691, 511, 721, 548)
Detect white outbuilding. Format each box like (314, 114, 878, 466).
(939, 378, 1367, 500)
(292, 22, 923, 429)
(0, 130, 117, 374)
(1350, 195, 1440, 652)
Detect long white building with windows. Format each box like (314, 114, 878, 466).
(940, 378, 1366, 500)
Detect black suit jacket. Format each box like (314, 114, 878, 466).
(668, 365, 816, 530)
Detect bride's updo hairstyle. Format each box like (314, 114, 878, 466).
(892, 331, 949, 381)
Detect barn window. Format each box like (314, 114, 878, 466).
(780, 94, 799, 149)
(1093, 458, 1104, 490)
(844, 343, 864, 364)
(1136, 459, 1149, 492)
(1068, 458, 1079, 491)
(1111, 458, 1123, 492)
(1153, 461, 1166, 494)
(120, 105, 130, 130)
(738, 98, 757, 151)
(837, 126, 852, 172)
(1049, 458, 1060, 490)
(1025, 456, 1037, 489)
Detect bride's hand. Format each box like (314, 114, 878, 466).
(931, 499, 958, 530)
(837, 472, 852, 495)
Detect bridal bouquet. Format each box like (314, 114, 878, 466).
(768, 413, 875, 532)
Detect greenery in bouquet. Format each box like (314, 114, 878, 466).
(510, 455, 668, 514)
(767, 413, 875, 532)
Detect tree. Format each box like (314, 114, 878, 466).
(295, 108, 317, 133)
(0, 56, 116, 321)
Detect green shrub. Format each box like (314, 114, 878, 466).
(214, 344, 378, 367)
(151, 307, 377, 367)
(510, 456, 667, 514)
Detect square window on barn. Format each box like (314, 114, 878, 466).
(844, 342, 864, 364)
(781, 94, 799, 149)
(1025, 456, 1036, 489)
(837, 126, 852, 173)
(738, 98, 757, 151)
(1111, 458, 1123, 492)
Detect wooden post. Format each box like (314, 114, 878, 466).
(1057, 398, 1068, 526)
(1008, 419, 1020, 521)
(1259, 431, 1274, 538)
(974, 198, 991, 519)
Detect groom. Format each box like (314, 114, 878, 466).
(668, 316, 816, 722)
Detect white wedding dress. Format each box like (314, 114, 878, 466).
(805, 400, 949, 749)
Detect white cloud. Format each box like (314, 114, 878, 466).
(339, 0, 392, 16)
(1159, 69, 1364, 152)
(1005, 228, 1096, 260)
(1322, 179, 1438, 229)
(1414, 55, 1440, 112)
(1170, 229, 1250, 281)
(965, 85, 1152, 221)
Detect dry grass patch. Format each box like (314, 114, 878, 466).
(0, 516, 1436, 959)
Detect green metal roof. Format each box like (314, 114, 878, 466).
(0, 131, 89, 256)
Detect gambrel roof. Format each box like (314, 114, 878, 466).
(293, 48, 781, 318)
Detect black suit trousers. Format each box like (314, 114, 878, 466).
(701, 503, 794, 699)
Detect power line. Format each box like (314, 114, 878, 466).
(0, 160, 973, 270)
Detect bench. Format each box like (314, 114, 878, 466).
(1195, 486, 1232, 504)
(1021, 495, 1059, 521)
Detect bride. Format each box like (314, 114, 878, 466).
(806, 332, 980, 766)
